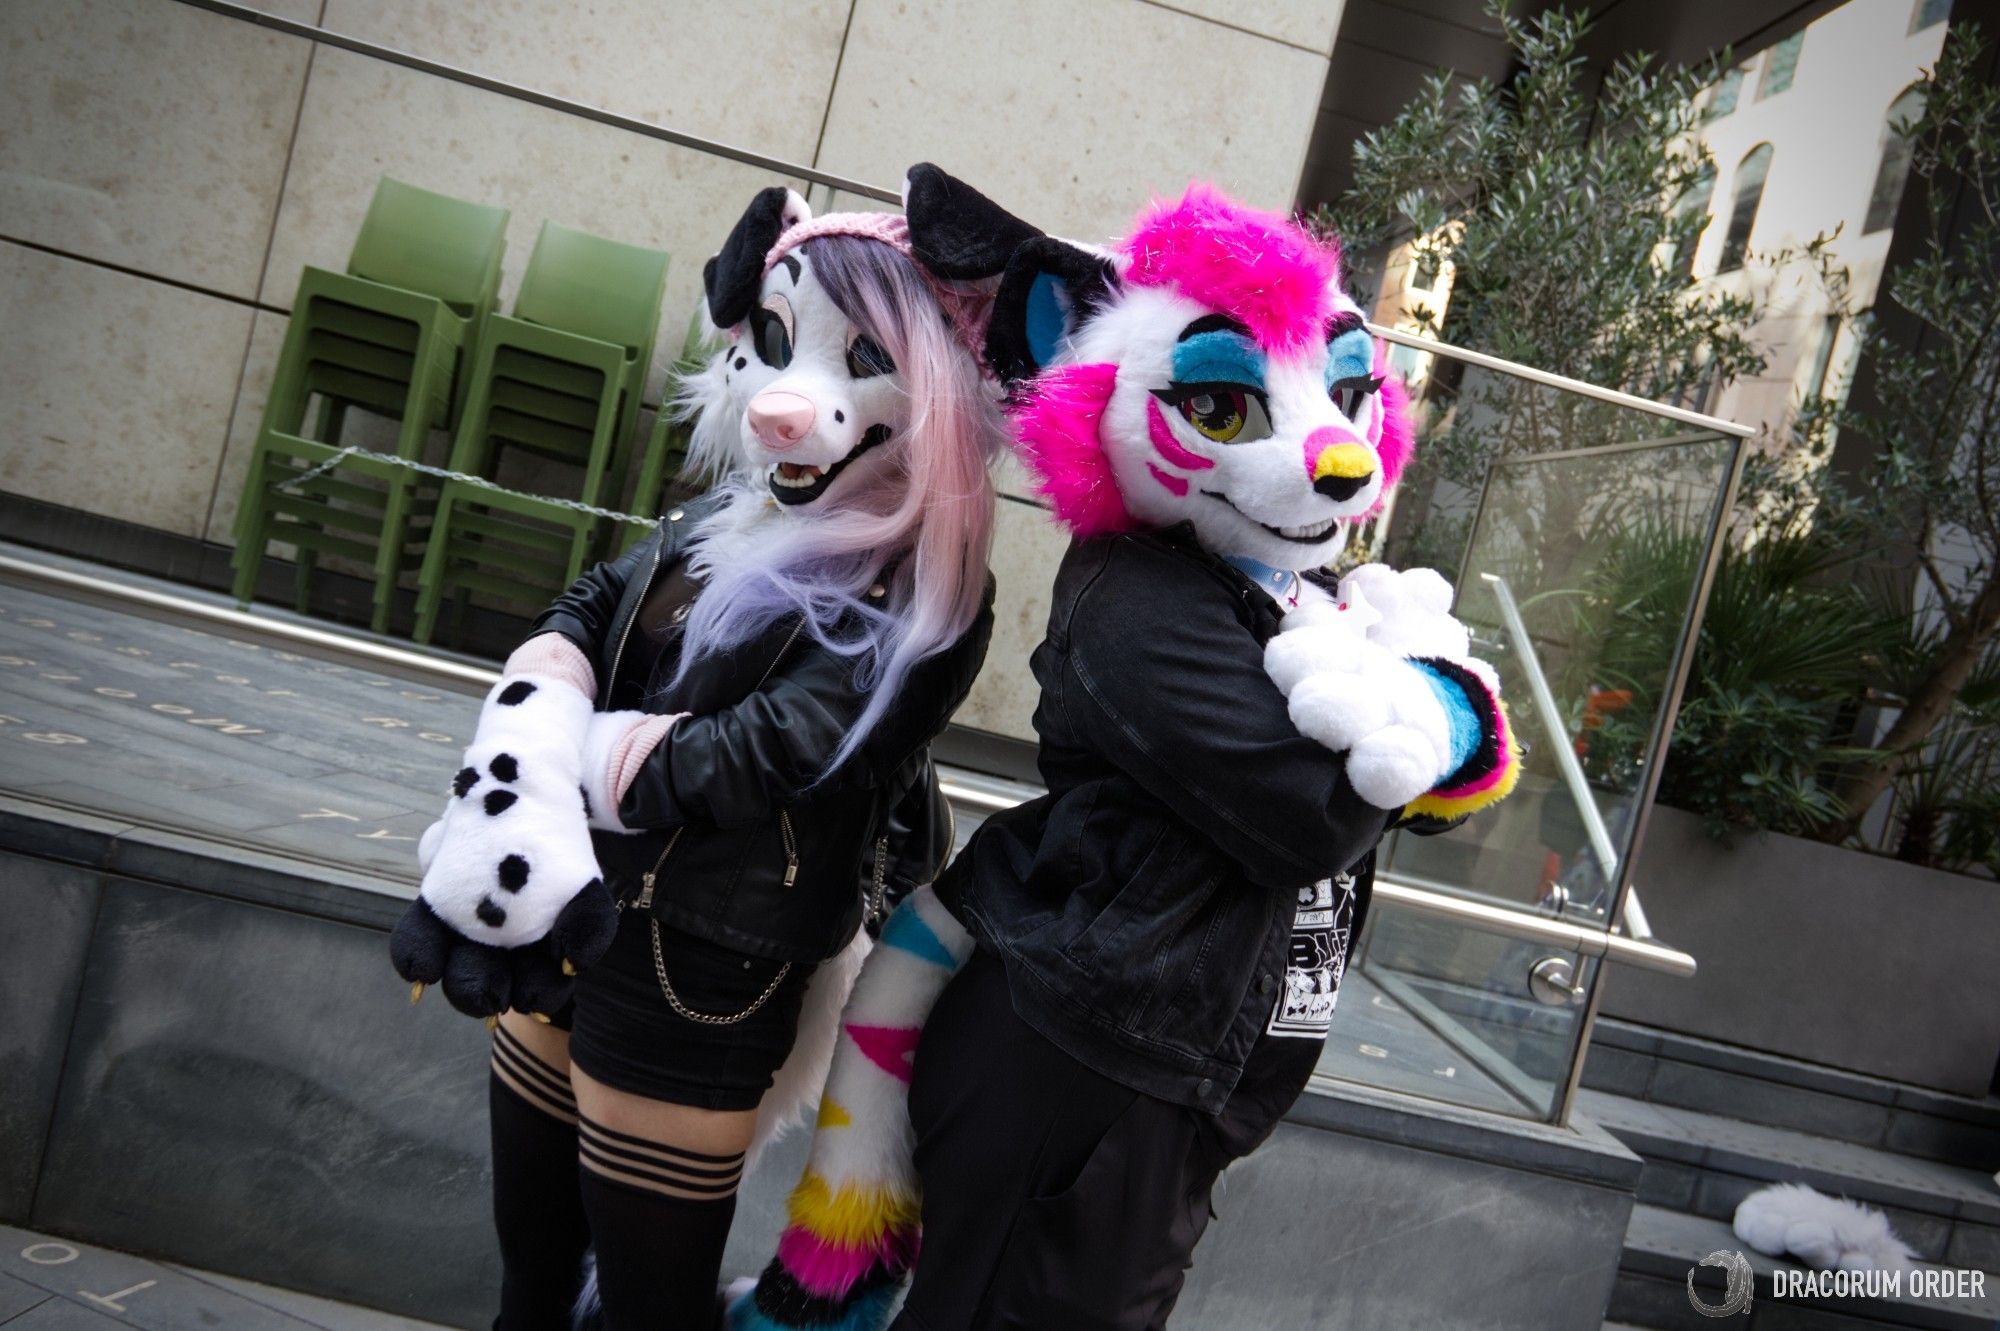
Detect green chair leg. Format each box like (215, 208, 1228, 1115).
(411, 482, 458, 646)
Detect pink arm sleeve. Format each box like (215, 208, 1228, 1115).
(504, 633, 597, 699)
(581, 710, 686, 828)
(602, 713, 682, 805)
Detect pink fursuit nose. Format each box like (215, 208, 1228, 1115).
(747, 390, 816, 448)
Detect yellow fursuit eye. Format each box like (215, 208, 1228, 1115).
(1179, 391, 1247, 442)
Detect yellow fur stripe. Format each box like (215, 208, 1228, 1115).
(786, 1172, 921, 1247)
(815, 1097, 852, 1129)
(1405, 703, 1523, 821)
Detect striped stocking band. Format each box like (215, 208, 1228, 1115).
(577, 1116, 746, 1201)
(491, 1022, 577, 1125)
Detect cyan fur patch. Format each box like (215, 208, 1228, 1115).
(1411, 660, 1481, 774)
(1171, 329, 1266, 390)
(1025, 271, 1069, 368)
(879, 901, 958, 968)
(1325, 327, 1373, 389)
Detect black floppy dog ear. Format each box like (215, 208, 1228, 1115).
(902, 162, 1043, 282)
(985, 236, 1121, 387)
(703, 186, 810, 328)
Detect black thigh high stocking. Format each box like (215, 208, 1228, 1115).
(489, 1023, 590, 1330)
(575, 1113, 743, 1331)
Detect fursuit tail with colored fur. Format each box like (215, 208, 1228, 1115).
(728, 886, 974, 1330)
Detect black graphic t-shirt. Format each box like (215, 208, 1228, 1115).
(1266, 870, 1356, 1040)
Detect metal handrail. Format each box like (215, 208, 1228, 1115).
(1374, 872, 1694, 977)
(0, 554, 498, 690)
(1484, 571, 1664, 944)
(0, 552, 1693, 976)
(1483, 573, 1621, 884)
(1367, 326, 1754, 439)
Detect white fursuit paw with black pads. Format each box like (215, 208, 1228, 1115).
(389, 674, 618, 1017)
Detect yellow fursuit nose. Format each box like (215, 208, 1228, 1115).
(1312, 441, 1376, 481)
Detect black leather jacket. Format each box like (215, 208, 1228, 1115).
(937, 523, 1399, 1114)
(529, 492, 991, 962)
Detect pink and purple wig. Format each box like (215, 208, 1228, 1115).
(670, 235, 999, 775)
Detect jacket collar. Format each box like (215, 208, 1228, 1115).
(1139, 520, 1339, 621)
(655, 488, 735, 563)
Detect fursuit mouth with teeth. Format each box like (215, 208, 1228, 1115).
(1199, 490, 1345, 544)
(768, 424, 893, 505)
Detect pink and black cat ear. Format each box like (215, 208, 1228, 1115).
(985, 236, 1121, 387)
(902, 162, 1042, 282)
(703, 186, 810, 329)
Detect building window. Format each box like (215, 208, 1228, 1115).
(1801, 315, 1842, 403)
(1707, 65, 1748, 120)
(1865, 89, 1927, 233)
(1911, 0, 1951, 34)
(1672, 164, 1716, 280)
(1408, 252, 1439, 292)
(1717, 145, 1772, 273)
(1758, 33, 1803, 100)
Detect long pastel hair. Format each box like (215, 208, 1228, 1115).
(667, 234, 1000, 775)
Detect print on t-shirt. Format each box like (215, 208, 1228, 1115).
(1267, 871, 1356, 1039)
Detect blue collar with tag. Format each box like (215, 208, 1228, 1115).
(1224, 554, 1302, 608)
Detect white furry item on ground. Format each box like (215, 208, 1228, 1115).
(1733, 1182, 1917, 1273)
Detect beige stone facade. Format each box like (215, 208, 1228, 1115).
(0, 0, 1346, 740)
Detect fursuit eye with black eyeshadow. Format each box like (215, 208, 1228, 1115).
(1181, 391, 1247, 441)
(846, 333, 894, 379)
(749, 306, 793, 369)
(1330, 374, 1384, 420)
(1170, 386, 1274, 443)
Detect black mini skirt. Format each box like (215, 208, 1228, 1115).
(552, 904, 818, 1111)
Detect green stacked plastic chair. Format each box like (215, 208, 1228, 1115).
(617, 310, 722, 554)
(231, 177, 509, 633)
(411, 222, 669, 644)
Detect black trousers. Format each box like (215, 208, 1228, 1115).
(889, 947, 1320, 1331)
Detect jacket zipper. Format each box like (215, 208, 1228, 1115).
(602, 533, 665, 707)
(630, 826, 683, 912)
(867, 835, 890, 924)
(761, 619, 805, 891)
(780, 812, 800, 888)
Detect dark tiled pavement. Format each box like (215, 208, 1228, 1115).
(0, 1226, 454, 1330)
(0, 578, 474, 885)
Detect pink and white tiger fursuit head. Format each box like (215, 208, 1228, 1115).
(730, 181, 1518, 1330)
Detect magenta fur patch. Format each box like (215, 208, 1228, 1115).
(776, 1223, 920, 1298)
(844, 1022, 921, 1084)
(1371, 351, 1416, 490)
(1147, 463, 1188, 496)
(1300, 424, 1365, 476)
(1121, 184, 1338, 358)
(1143, 397, 1214, 472)
(1007, 361, 1133, 537)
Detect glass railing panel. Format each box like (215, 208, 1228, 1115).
(1313, 336, 1743, 1123)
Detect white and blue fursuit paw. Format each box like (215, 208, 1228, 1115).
(1264, 565, 1484, 811)
(390, 674, 619, 1018)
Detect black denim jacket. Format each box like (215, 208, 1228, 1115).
(530, 491, 991, 961)
(936, 523, 1397, 1113)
